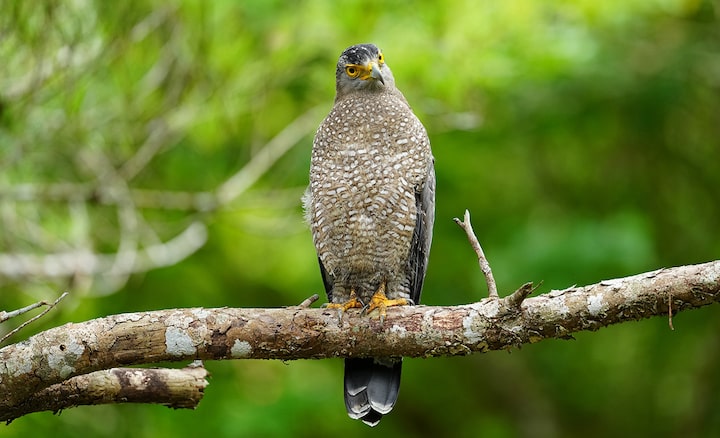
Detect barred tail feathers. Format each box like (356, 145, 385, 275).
(344, 358, 402, 427)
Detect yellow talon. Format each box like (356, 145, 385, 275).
(366, 281, 410, 323)
(325, 289, 364, 312)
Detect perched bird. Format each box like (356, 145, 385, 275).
(304, 43, 435, 426)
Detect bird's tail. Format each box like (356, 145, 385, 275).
(343, 357, 402, 427)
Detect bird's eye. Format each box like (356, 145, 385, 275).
(345, 66, 360, 78)
(378, 53, 384, 64)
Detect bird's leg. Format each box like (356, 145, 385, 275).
(366, 280, 411, 324)
(324, 288, 364, 320)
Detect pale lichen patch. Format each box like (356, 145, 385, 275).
(115, 312, 145, 323)
(547, 297, 570, 317)
(461, 300, 499, 345)
(165, 326, 196, 356)
(164, 310, 212, 352)
(231, 340, 252, 358)
(462, 309, 484, 344)
(165, 312, 194, 329)
(697, 262, 720, 284)
(191, 308, 211, 320)
(5, 344, 33, 377)
(587, 293, 608, 316)
(473, 298, 500, 318)
(45, 336, 85, 379)
(209, 311, 234, 327)
(126, 369, 149, 389)
(389, 324, 407, 336)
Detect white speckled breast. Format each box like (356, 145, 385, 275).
(307, 89, 431, 302)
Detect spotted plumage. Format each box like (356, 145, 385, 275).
(304, 43, 435, 426)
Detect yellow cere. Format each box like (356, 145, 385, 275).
(345, 52, 384, 80)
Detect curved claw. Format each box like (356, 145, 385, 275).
(324, 289, 363, 322)
(366, 281, 412, 324)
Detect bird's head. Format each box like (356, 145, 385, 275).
(335, 44, 395, 97)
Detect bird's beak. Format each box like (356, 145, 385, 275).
(356, 61, 385, 85)
(368, 62, 385, 85)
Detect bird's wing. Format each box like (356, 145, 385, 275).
(318, 257, 334, 302)
(408, 158, 436, 304)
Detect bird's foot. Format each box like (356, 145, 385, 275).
(365, 281, 412, 324)
(323, 289, 363, 321)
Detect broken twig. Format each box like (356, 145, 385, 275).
(453, 210, 498, 298)
(298, 294, 320, 308)
(502, 282, 537, 310)
(0, 292, 69, 344)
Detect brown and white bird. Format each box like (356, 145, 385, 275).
(304, 43, 435, 426)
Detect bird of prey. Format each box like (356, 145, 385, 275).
(304, 43, 435, 426)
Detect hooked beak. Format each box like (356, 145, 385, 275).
(369, 62, 385, 85)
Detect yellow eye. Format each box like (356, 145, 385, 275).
(345, 65, 360, 78)
(378, 52, 384, 64)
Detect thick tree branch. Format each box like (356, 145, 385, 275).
(1, 364, 208, 422)
(1, 260, 718, 422)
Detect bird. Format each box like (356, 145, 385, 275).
(303, 43, 435, 426)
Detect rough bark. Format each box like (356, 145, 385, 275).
(1, 260, 719, 422)
(1, 365, 208, 422)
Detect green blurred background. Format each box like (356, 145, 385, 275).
(1, 0, 719, 437)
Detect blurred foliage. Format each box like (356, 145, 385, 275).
(1, 0, 720, 437)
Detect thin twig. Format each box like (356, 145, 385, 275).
(0, 301, 47, 323)
(0, 292, 69, 344)
(502, 282, 538, 310)
(453, 209, 498, 298)
(668, 290, 675, 331)
(298, 294, 320, 308)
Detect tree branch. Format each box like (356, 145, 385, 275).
(454, 209, 499, 298)
(1, 363, 208, 421)
(0, 292, 69, 344)
(1, 260, 718, 422)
